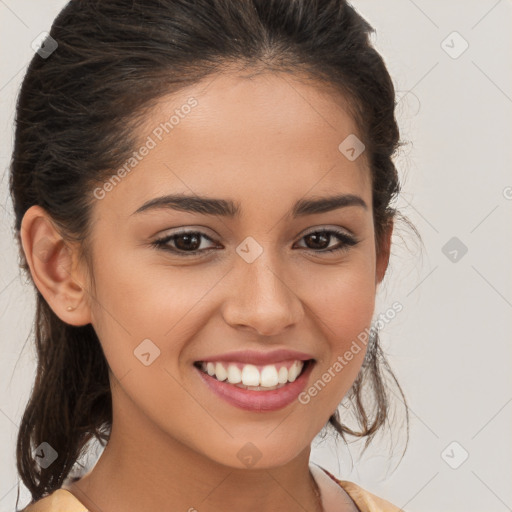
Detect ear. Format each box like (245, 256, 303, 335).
(20, 205, 92, 326)
(375, 219, 393, 286)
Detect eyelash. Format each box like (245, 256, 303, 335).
(151, 228, 359, 257)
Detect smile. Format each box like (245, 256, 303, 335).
(195, 359, 308, 390)
(194, 359, 315, 411)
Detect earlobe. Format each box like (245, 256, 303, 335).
(375, 220, 393, 286)
(20, 205, 92, 326)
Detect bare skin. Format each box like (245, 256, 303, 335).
(21, 69, 391, 512)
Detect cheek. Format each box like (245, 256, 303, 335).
(88, 250, 222, 376)
(305, 254, 377, 344)
(297, 258, 376, 409)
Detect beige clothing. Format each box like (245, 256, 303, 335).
(22, 465, 402, 512)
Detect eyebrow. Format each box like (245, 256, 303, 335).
(131, 193, 367, 218)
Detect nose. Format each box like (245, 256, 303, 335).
(222, 253, 304, 337)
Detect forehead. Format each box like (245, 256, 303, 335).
(93, 71, 371, 220)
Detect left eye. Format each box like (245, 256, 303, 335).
(151, 229, 358, 256)
(295, 229, 358, 253)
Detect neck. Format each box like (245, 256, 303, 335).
(69, 385, 322, 512)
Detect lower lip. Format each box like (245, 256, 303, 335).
(195, 361, 315, 412)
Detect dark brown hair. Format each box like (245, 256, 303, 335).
(10, 0, 411, 508)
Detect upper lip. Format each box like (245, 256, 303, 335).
(195, 349, 315, 365)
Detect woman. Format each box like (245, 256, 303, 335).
(11, 0, 411, 510)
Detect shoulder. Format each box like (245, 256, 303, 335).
(321, 467, 404, 512)
(337, 480, 404, 512)
(21, 489, 88, 512)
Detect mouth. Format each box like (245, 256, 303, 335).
(194, 358, 314, 389)
(193, 358, 315, 411)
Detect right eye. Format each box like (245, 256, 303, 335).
(151, 230, 219, 256)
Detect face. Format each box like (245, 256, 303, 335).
(80, 71, 389, 469)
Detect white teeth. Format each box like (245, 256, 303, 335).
(242, 383, 284, 391)
(288, 361, 301, 382)
(215, 362, 227, 381)
(199, 360, 306, 388)
(278, 366, 288, 384)
(241, 364, 260, 386)
(227, 364, 242, 384)
(260, 365, 279, 387)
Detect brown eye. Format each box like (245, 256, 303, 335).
(173, 233, 202, 251)
(152, 231, 217, 255)
(303, 232, 330, 250)
(296, 229, 358, 254)
(151, 228, 358, 257)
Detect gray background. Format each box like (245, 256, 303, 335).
(1, 1, 511, 511)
